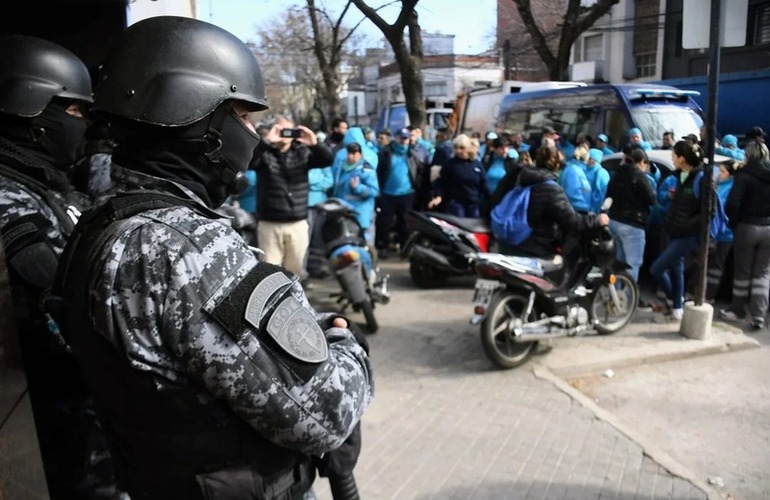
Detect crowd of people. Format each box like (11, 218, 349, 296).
(2, 15, 770, 500)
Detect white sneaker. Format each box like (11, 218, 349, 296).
(719, 309, 742, 322)
(671, 308, 684, 320)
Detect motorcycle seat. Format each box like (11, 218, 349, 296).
(534, 255, 564, 274)
(424, 211, 490, 234)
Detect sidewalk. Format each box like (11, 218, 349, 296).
(307, 260, 755, 499)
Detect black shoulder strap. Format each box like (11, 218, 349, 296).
(48, 191, 202, 342)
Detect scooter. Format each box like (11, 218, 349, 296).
(313, 198, 390, 333)
(469, 225, 638, 369)
(401, 209, 494, 288)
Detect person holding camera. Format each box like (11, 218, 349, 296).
(251, 116, 334, 278)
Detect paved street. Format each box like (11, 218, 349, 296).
(305, 259, 762, 499)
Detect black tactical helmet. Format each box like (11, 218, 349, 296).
(93, 16, 268, 127)
(0, 35, 93, 117)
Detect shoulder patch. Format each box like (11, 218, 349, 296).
(208, 263, 328, 365)
(264, 296, 328, 363)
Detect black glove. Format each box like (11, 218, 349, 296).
(315, 422, 362, 478)
(328, 314, 370, 355)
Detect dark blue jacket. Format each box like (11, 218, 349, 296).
(433, 156, 490, 207)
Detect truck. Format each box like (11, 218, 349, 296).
(449, 80, 588, 138)
(656, 69, 770, 141)
(375, 102, 454, 143)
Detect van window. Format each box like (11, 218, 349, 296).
(629, 105, 703, 148)
(605, 109, 631, 150)
(432, 111, 449, 130)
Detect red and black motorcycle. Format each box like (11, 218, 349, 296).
(401, 209, 494, 288)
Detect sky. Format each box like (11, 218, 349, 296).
(197, 0, 498, 55)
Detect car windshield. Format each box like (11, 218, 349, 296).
(631, 105, 703, 148)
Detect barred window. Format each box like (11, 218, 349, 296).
(424, 81, 447, 97)
(635, 52, 656, 78)
(755, 3, 770, 45)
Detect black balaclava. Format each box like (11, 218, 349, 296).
(29, 100, 88, 168)
(111, 103, 260, 208)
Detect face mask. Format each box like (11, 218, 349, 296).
(392, 143, 408, 155)
(205, 110, 260, 205)
(31, 102, 87, 167)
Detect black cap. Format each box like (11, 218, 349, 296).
(746, 126, 766, 142)
(681, 133, 700, 143)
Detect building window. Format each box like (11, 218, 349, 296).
(635, 52, 656, 78)
(575, 34, 603, 63)
(390, 84, 401, 101)
(755, 3, 770, 45)
(424, 81, 447, 97)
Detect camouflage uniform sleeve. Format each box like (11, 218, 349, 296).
(94, 207, 373, 455)
(0, 177, 67, 255)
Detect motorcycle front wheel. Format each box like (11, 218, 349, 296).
(592, 270, 638, 334)
(359, 299, 378, 333)
(480, 290, 538, 369)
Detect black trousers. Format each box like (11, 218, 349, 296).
(375, 193, 415, 250)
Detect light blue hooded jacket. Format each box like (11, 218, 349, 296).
(331, 127, 380, 231)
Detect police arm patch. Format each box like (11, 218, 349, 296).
(208, 262, 328, 365)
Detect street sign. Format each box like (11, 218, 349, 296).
(682, 0, 748, 49)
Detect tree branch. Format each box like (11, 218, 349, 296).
(512, 0, 556, 68)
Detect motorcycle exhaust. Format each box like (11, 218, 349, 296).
(409, 245, 468, 274)
(509, 317, 591, 342)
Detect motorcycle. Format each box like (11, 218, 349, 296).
(313, 198, 390, 333)
(469, 226, 638, 369)
(401, 209, 494, 288)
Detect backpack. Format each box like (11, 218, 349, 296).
(490, 179, 557, 246)
(693, 170, 729, 239)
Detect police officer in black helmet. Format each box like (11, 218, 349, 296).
(50, 16, 373, 500)
(0, 35, 122, 499)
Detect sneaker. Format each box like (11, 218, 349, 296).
(637, 298, 653, 311)
(309, 269, 330, 279)
(750, 318, 765, 331)
(671, 308, 684, 321)
(718, 309, 742, 322)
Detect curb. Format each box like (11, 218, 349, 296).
(533, 365, 726, 500)
(539, 323, 761, 379)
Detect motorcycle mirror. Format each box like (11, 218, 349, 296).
(601, 197, 613, 212)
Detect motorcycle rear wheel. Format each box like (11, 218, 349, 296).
(480, 290, 538, 369)
(592, 270, 638, 334)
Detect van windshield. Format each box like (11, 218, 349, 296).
(630, 105, 703, 148)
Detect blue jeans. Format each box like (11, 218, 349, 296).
(609, 220, 646, 283)
(649, 235, 698, 309)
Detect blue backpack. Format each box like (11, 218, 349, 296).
(491, 179, 557, 246)
(693, 170, 729, 239)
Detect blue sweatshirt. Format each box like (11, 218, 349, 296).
(560, 159, 591, 212)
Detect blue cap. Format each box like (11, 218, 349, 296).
(628, 127, 642, 136)
(507, 148, 519, 160)
(721, 134, 738, 147)
(597, 133, 609, 143)
(588, 148, 604, 164)
(397, 128, 410, 139)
